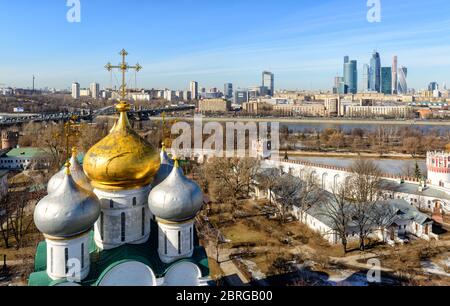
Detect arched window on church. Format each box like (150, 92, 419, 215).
(121, 213, 126, 242)
(110, 199, 114, 209)
(133, 197, 137, 206)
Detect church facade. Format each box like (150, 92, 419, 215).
(28, 50, 210, 286)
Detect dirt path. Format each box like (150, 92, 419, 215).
(329, 240, 450, 272)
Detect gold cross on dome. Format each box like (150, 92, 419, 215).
(64, 115, 80, 164)
(105, 49, 142, 102)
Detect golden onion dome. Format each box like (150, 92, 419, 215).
(83, 102, 160, 190)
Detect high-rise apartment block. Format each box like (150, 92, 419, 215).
(71, 82, 80, 99)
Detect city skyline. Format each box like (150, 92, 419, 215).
(1, 0, 450, 90)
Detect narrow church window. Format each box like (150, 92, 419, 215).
(81, 243, 85, 269)
(50, 247, 53, 273)
(121, 213, 126, 242)
(133, 197, 137, 206)
(100, 212, 104, 240)
(65, 248, 69, 274)
(141, 207, 145, 236)
(110, 199, 114, 208)
(178, 231, 181, 254)
(164, 232, 168, 255)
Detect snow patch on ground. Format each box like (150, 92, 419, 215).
(421, 259, 450, 278)
(241, 259, 266, 280)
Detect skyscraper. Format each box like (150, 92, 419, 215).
(224, 83, 233, 99)
(342, 56, 349, 93)
(362, 64, 370, 92)
(90, 82, 100, 99)
(398, 67, 408, 94)
(381, 67, 392, 95)
(369, 51, 381, 92)
(392, 56, 398, 94)
(190, 81, 199, 100)
(344, 60, 357, 94)
(262, 71, 274, 96)
(71, 82, 80, 99)
(428, 82, 439, 91)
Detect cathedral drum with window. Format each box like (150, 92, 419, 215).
(28, 50, 210, 287)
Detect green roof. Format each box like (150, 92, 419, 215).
(4, 147, 47, 158)
(28, 222, 209, 286)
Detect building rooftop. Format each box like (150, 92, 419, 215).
(380, 180, 450, 201)
(3, 147, 47, 159)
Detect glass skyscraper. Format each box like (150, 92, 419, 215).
(398, 67, 408, 94)
(344, 60, 357, 94)
(392, 56, 398, 94)
(362, 64, 370, 92)
(369, 51, 381, 92)
(381, 67, 392, 95)
(262, 71, 274, 96)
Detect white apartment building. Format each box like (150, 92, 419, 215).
(71, 82, 80, 99)
(345, 105, 411, 118)
(90, 83, 100, 99)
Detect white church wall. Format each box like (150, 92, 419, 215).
(46, 233, 90, 281)
(93, 186, 152, 250)
(158, 220, 194, 264)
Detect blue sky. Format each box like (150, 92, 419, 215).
(1, 0, 450, 91)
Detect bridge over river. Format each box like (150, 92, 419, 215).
(0, 104, 195, 126)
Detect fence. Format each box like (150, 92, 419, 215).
(276, 158, 420, 183)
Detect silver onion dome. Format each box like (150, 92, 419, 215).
(148, 160, 203, 222)
(35, 164, 101, 238)
(47, 148, 92, 194)
(151, 145, 174, 187)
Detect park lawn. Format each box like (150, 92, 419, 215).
(222, 221, 270, 244)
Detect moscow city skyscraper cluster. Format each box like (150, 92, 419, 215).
(333, 51, 408, 95)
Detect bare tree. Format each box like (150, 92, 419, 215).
(256, 168, 282, 205)
(0, 199, 11, 249)
(272, 174, 303, 224)
(204, 157, 260, 203)
(348, 159, 383, 251)
(294, 168, 324, 223)
(321, 183, 353, 254)
(7, 190, 40, 250)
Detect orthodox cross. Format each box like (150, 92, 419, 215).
(64, 115, 80, 162)
(105, 49, 142, 102)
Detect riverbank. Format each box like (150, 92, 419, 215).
(149, 116, 450, 127)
